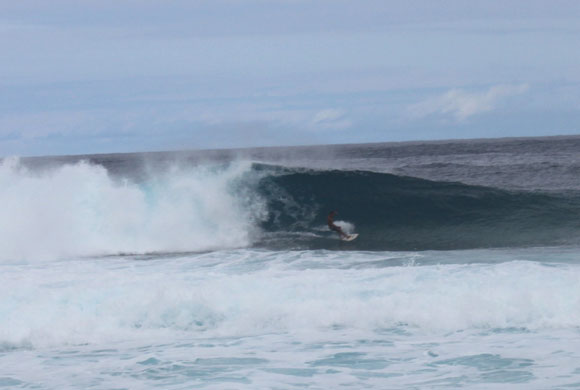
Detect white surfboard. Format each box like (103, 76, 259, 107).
(341, 233, 359, 242)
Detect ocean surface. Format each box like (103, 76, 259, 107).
(1, 136, 580, 389)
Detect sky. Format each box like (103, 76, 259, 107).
(1, 0, 579, 156)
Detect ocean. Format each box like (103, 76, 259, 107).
(1, 135, 580, 389)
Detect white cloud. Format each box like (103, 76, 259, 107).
(408, 84, 530, 121)
(311, 109, 352, 130)
(312, 109, 343, 123)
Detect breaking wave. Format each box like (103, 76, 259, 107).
(0, 159, 266, 262)
(2, 158, 580, 261)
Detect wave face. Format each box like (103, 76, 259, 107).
(255, 164, 580, 250)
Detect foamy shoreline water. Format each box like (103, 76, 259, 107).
(1, 248, 580, 388)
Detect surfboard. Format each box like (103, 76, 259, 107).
(341, 233, 359, 242)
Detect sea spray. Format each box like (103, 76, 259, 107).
(0, 159, 266, 262)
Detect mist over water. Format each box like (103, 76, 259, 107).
(3, 136, 580, 389)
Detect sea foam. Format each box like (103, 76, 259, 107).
(0, 159, 266, 262)
(1, 251, 579, 350)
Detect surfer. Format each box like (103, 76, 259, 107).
(327, 210, 348, 240)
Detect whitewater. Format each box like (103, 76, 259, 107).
(1, 136, 580, 389)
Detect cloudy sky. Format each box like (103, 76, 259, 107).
(1, 0, 579, 156)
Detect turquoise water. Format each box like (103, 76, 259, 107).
(1, 248, 580, 389)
